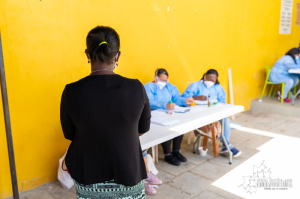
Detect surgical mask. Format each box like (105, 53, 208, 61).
(156, 81, 167, 90)
(296, 56, 299, 61)
(204, 81, 214, 88)
(155, 76, 167, 89)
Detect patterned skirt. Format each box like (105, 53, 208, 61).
(74, 179, 145, 199)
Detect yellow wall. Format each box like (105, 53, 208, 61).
(0, 0, 300, 198)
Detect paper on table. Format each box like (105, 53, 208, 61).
(195, 99, 218, 105)
(156, 105, 191, 113)
(213, 103, 226, 107)
(151, 111, 165, 117)
(288, 69, 300, 74)
(151, 111, 180, 126)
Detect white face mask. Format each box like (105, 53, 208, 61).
(156, 81, 167, 90)
(155, 76, 167, 90)
(204, 81, 214, 88)
(296, 56, 300, 61)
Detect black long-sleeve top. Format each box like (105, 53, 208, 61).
(60, 74, 151, 186)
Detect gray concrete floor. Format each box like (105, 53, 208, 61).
(6, 110, 300, 199)
(251, 96, 300, 117)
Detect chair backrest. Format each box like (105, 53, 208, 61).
(265, 66, 273, 79)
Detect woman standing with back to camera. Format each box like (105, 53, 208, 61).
(60, 26, 151, 199)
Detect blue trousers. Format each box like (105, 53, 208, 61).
(269, 74, 299, 98)
(142, 149, 147, 157)
(219, 117, 231, 146)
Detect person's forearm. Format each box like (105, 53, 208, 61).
(193, 96, 202, 100)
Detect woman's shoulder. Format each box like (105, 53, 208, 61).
(117, 75, 134, 80)
(277, 55, 294, 63)
(214, 84, 225, 91)
(193, 80, 204, 88)
(144, 81, 156, 90)
(64, 75, 141, 92)
(120, 75, 142, 84)
(166, 82, 179, 91)
(144, 81, 155, 86)
(114, 76, 145, 94)
(187, 80, 201, 87)
(63, 76, 89, 90)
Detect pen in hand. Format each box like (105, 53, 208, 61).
(166, 99, 175, 110)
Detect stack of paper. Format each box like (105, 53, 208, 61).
(157, 105, 191, 113)
(288, 69, 300, 74)
(195, 99, 218, 105)
(151, 111, 180, 126)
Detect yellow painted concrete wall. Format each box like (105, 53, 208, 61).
(0, 0, 300, 198)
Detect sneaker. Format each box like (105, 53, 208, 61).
(231, 147, 242, 157)
(172, 152, 187, 162)
(144, 183, 156, 195)
(284, 98, 291, 103)
(165, 154, 181, 166)
(219, 146, 228, 154)
(145, 172, 162, 185)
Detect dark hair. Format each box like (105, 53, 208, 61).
(155, 68, 169, 77)
(86, 26, 120, 64)
(201, 69, 220, 84)
(285, 48, 300, 64)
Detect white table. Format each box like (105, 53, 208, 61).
(288, 69, 300, 105)
(140, 104, 244, 164)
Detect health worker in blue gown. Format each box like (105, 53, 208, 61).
(182, 69, 242, 157)
(144, 68, 194, 166)
(269, 48, 300, 103)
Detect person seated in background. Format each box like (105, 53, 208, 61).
(181, 69, 242, 157)
(269, 48, 300, 103)
(144, 68, 194, 166)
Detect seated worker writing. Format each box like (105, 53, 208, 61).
(181, 69, 242, 157)
(144, 68, 194, 166)
(269, 48, 300, 103)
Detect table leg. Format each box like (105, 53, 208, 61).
(203, 126, 208, 151)
(155, 145, 158, 163)
(187, 131, 192, 145)
(151, 146, 155, 163)
(292, 89, 300, 105)
(221, 118, 232, 164)
(198, 136, 202, 149)
(193, 135, 201, 154)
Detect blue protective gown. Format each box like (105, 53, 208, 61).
(269, 55, 300, 98)
(181, 81, 226, 103)
(144, 81, 188, 110)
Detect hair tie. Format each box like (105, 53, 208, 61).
(99, 41, 107, 46)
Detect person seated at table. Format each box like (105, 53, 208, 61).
(269, 48, 300, 103)
(181, 69, 242, 157)
(144, 68, 194, 166)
